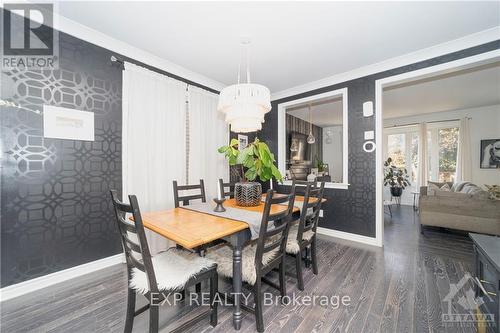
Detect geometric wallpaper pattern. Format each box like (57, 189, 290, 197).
(1, 32, 123, 287)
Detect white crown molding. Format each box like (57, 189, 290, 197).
(317, 227, 381, 247)
(3, 0, 226, 92)
(0, 253, 124, 302)
(271, 27, 500, 101)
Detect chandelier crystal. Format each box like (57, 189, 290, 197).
(217, 39, 271, 133)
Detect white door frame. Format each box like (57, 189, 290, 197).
(374, 49, 500, 247)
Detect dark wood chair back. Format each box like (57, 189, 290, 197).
(110, 190, 159, 294)
(173, 179, 206, 207)
(218, 179, 235, 199)
(255, 186, 296, 274)
(292, 179, 318, 195)
(296, 181, 325, 242)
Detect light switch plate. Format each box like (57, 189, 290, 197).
(363, 101, 373, 117)
(364, 130, 374, 140)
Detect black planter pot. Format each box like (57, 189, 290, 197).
(390, 186, 403, 197)
(234, 182, 262, 207)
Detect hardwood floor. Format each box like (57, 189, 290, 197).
(1, 205, 494, 332)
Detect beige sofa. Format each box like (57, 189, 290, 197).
(419, 181, 500, 236)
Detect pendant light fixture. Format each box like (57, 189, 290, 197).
(307, 104, 316, 144)
(217, 38, 271, 133)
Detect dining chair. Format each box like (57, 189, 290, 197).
(292, 179, 318, 195)
(173, 179, 206, 207)
(218, 178, 235, 199)
(172, 179, 210, 294)
(286, 181, 325, 290)
(207, 186, 296, 333)
(110, 190, 218, 333)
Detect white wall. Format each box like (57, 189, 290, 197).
(384, 104, 500, 202)
(323, 125, 343, 182)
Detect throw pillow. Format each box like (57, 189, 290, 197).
(485, 185, 500, 200)
(427, 182, 440, 195)
(451, 181, 471, 192)
(461, 184, 484, 196)
(440, 183, 451, 191)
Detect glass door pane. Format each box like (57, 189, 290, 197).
(438, 127, 459, 182)
(387, 133, 406, 168)
(410, 133, 418, 184)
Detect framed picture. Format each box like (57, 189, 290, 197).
(43, 105, 94, 141)
(238, 134, 248, 151)
(480, 139, 500, 168)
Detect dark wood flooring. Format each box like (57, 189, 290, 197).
(1, 206, 494, 332)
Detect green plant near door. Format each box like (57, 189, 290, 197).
(383, 157, 411, 197)
(218, 138, 283, 182)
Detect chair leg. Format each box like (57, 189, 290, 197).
(279, 257, 286, 298)
(311, 239, 318, 275)
(124, 287, 136, 333)
(210, 272, 218, 327)
(149, 304, 159, 333)
(253, 281, 264, 333)
(304, 247, 311, 268)
(295, 253, 304, 291)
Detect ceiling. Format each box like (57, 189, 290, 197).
(56, 2, 500, 93)
(383, 62, 500, 119)
(287, 97, 343, 128)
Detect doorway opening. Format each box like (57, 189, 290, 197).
(375, 51, 500, 246)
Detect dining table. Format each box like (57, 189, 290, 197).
(135, 194, 325, 330)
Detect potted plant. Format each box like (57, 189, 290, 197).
(383, 157, 411, 197)
(218, 138, 283, 206)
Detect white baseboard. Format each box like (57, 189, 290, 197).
(0, 253, 124, 302)
(317, 227, 381, 247)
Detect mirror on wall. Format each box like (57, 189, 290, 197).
(280, 89, 348, 188)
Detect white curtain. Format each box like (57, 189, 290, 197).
(188, 85, 229, 200)
(456, 117, 472, 181)
(417, 122, 429, 187)
(122, 62, 186, 254)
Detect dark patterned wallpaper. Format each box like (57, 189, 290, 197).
(262, 40, 500, 238)
(1, 31, 123, 287)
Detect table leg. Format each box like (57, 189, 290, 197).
(232, 244, 243, 330)
(225, 230, 250, 331)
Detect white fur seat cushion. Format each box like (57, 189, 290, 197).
(130, 248, 216, 294)
(206, 243, 279, 285)
(286, 224, 315, 254)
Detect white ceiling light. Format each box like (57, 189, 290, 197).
(217, 38, 271, 133)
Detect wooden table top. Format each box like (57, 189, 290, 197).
(137, 208, 249, 249)
(136, 195, 322, 249)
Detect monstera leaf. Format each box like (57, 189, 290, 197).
(218, 138, 283, 183)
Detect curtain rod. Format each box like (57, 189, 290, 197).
(384, 117, 471, 129)
(110, 55, 220, 95)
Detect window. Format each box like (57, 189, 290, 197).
(385, 121, 459, 186)
(386, 130, 419, 186)
(278, 88, 348, 189)
(430, 126, 459, 182)
(387, 133, 406, 168)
